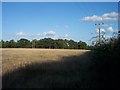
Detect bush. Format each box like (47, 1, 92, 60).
(93, 38, 120, 88)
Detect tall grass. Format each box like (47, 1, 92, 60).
(2, 49, 96, 88)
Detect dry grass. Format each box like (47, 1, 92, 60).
(2, 48, 96, 88)
(2, 48, 90, 75)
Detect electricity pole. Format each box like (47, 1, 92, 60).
(95, 23, 104, 46)
(32, 40, 35, 48)
(31, 39, 33, 48)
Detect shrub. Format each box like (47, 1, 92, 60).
(93, 38, 120, 88)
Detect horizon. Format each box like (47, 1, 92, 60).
(1, 37, 87, 43)
(2, 2, 118, 45)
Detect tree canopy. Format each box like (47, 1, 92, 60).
(0, 38, 91, 49)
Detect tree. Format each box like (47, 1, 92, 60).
(9, 40, 17, 48)
(17, 38, 31, 48)
(78, 41, 87, 49)
(55, 39, 68, 49)
(68, 40, 78, 49)
(31, 39, 37, 48)
(0, 40, 2, 48)
(1, 38, 88, 49)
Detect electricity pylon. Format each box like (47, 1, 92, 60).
(32, 40, 35, 48)
(95, 23, 104, 46)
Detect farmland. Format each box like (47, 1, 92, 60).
(2, 48, 96, 88)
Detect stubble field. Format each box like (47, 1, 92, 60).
(2, 48, 96, 88)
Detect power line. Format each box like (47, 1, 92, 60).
(95, 23, 104, 46)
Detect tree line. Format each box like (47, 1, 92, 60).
(0, 38, 93, 49)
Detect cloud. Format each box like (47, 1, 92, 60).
(107, 27, 114, 32)
(106, 35, 112, 38)
(43, 31, 56, 37)
(16, 32, 25, 36)
(102, 24, 112, 27)
(96, 28, 105, 33)
(102, 12, 118, 17)
(82, 15, 103, 22)
(15, 31, 70, 40)
(65, 34, 69, 37)
(61, 34, 69, 39)
(102, 17, 117, 21)
(82, 12, 118, 22)
(56, 34, 69, 39)
(28, 33, 41, 37)
(15, 31, 57, 38)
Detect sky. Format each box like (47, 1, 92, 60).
(1, 0, 120, 2)
(2, 2, 118, 45)
(0, 2, 2, 40)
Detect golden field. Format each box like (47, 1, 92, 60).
(2, 48, 90, 75)
(2, 48, 96, 88)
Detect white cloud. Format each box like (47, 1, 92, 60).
(102, 17, 117, 21)
(16, 32, 25, 36)
(82, 15, 103, 22)
(15, 31, 70, 40)
(56, 34, 69, 39)
(102, 12, 118, 17)
(96, 28, 105, 33)
(106, 35, 112, 38)
(43, 31, 56, 37)
(62, 34, 69, 38)
(102, 24, 112, 27)
(65, 34, 69, 37)
(28, 33, 41, 37)
(107, 27, 114, 32)
(82, 12, 118, 22)
(15, 31, 57, 38)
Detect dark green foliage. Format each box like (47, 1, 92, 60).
(2, 40, 15, 48)
(38, 38, 55, 48)
(86, 45, 94, 50)
(78, 41, 87, 49)
(68, 40, 78, 49)
(0, 38, 92, 49)
(0, 40, 2, 48)
(93, 37, 120, 88)
(17, 39, 31, 48)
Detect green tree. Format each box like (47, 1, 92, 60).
(1, 38, 88, 49)
(0, 40, 2, 48)
(68, 40, 78, 49)
(9, 40, 17, 48)
(55, 39, 66, 49)
(78, 41, 87, 49)
(17, 38, 31, 48)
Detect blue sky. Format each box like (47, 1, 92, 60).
(2, 2, 118, 45)
(2, 0, 120, 2)
(0, 2, 2, 40)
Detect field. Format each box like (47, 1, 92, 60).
(2, 48, 96, 88)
